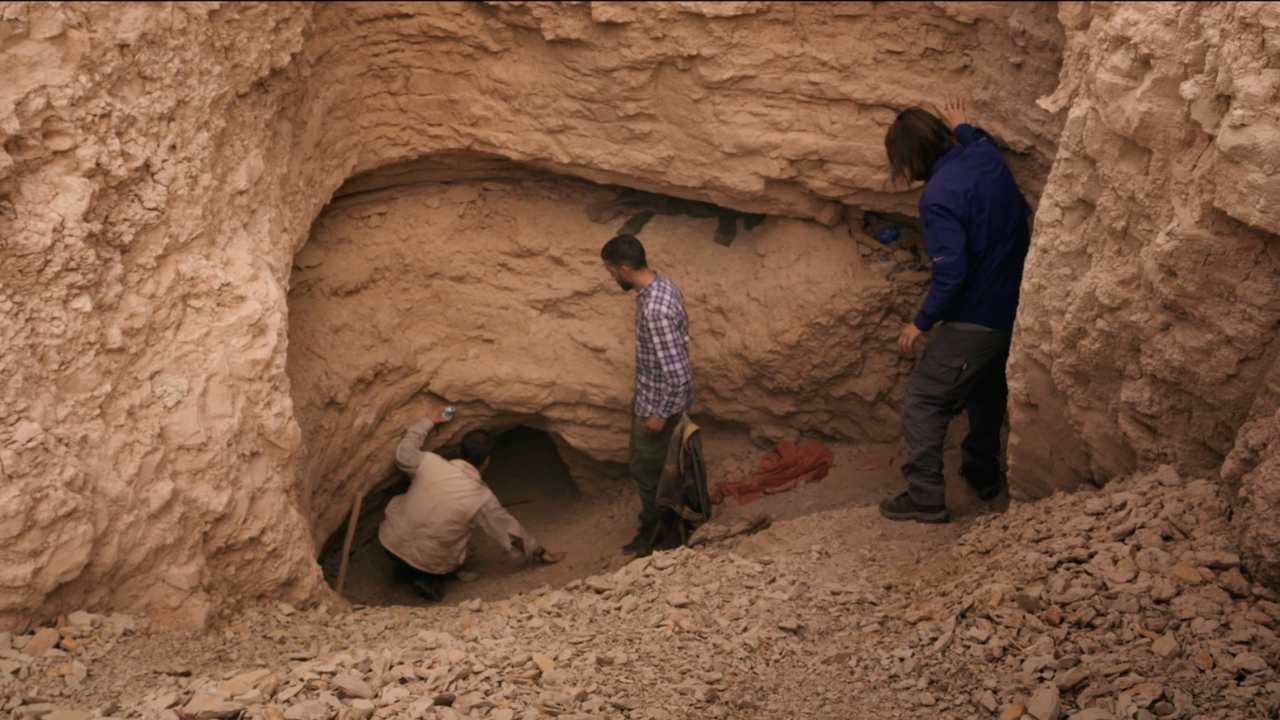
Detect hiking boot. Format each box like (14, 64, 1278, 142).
(652, 520, 684, 553)
(411, 578, 444, 602)
(972, 480, 1004, 502)
(878, 492, 950, 524)
(622, 522, 655, 555)
(963, 473, 1006, 502)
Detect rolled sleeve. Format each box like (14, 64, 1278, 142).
(394, 419, 436, 475)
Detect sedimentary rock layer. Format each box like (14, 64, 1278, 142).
(1007, 3, 1280, 496)
(0, 1, 1066, 628)
(289, 173, 925, 544)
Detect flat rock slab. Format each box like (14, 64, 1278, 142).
(331, 671, 374, 699)
(46, 712, 93, 720)
(1067, 710, 1116, 720)
(178, 694, 245, 720)
(22, 628, 61, 658)
(1027, 686, 1061, 720)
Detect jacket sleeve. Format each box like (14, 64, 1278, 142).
(913, 200, 969, 332)
(394, 418, 436, 475)
(643, 308, 693, 418)
(473, 494, 543, 560)
(954, 123, 992, 147)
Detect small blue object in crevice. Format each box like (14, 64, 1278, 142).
(876, 224, 901, 245)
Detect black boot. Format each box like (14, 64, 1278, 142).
(410, 571, 451, 602)
(878, 492, 949, 524)
(622, 521, 656, 555)
(651, 514, 685, 553)
(962, 465, 1006, 502)
(968, 476, 1005, 502)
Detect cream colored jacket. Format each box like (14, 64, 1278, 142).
(378, 419, 542, 574)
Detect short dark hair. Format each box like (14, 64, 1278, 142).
(460, 430, 494, 467)
(884, 108, 956, 185)
(600, 234, 647, 269)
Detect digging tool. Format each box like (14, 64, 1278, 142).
(336, 488, 365, 596)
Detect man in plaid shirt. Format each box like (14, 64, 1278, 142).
(600, 234, 693, 555)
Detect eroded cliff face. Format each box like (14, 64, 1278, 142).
(1005, 2, 1280, 588)
(1006, 3, 1280, 494)
(1, 2, 321, 631)
(0, 0, 1067, 628)
(35, 0, 1276, 630)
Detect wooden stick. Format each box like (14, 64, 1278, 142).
(336, 489, 365, 596)
(687, 513, 771, 548)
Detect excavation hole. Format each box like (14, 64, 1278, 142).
(319, 425, 632, 607)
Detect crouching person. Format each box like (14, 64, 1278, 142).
(378, 403, 563, 601)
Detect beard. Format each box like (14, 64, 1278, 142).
(616, 279, 634, 291)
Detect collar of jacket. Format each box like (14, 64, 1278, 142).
(927, 143, 964, 181)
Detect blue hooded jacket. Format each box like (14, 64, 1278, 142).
(912, 124, 1031, 333)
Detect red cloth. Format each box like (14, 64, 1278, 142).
(710, 440, 834, 505)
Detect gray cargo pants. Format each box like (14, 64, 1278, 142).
(901, 323, 1011, 507)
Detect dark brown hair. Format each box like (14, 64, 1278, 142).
(461, 430, 494, 468)
(600, 234, 647, 269)
(884, 108, 956, 185)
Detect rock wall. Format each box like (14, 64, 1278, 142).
(1008, 1, 1280, 504)
(0, 0, 1070, 629)
(290, 172, 923, 543)
(1006, 1, 1280, 589)
(1, 1, 322, 631)
(11, 0, 1280, 631)
(1006, 3, 1280, 502)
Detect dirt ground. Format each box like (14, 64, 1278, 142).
(12, 458, 1275, 720)
(320, 421, 999, 609)
(13, 420, 1007, 716)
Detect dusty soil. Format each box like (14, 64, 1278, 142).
(12, 461, 1278, 720)
(318, 419, 995, 611)
(2, 427, 1006, 717)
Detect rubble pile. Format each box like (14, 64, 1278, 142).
(3, 467, 1275, 720)
(899, 466, 1280, 719)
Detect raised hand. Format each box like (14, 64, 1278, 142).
(424, 399, 453, 424)
(937, 97, 969, 130)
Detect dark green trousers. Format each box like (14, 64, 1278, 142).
(629, 414, 679, 525)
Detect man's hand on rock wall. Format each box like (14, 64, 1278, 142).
(425, 400, 453, 424)
(935, 97, 969, 130)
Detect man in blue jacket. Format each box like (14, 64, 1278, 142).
(879, 99, 1031, 524)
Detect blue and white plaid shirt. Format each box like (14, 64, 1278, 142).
(634, 273, 693, 418)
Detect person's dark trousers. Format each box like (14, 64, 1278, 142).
(629, 413, 680, 527)
(901, 323, 1012, 508)
(385, 549, 453, 602)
